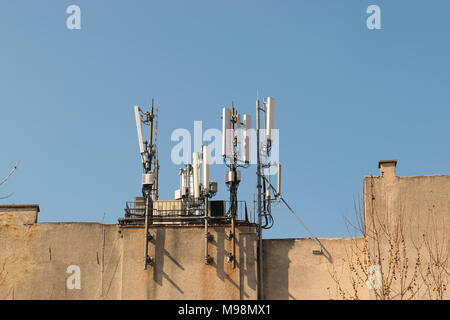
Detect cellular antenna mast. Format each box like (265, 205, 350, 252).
(222, 102, 251, 268)
(254, 96, 323, 299)
(256, 96, 277, 299)
(134, 100, 158, 269)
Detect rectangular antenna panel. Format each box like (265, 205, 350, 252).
(222, 108, 232, 158)
(236, 114, 241, 145)
(266, 97, 275, 142)
(243, 114, 251, 163)
(134, 106, 145, 155)
(202, 145, 210, 193)
(277, 163, 281, 195)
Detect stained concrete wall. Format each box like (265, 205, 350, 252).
(0, 205, 39, 225)
(263, 165, 449, 300)
(361, 167, 450, 300)
(0, 165, 448, 300)
(363, 173, 450, 241)
(263, 238, 370, 300)
(0, 221, 257, 300)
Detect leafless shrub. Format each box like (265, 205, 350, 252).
(329, 177, 448, 300)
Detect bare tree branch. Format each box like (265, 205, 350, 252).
(0, 191, 15, 200)
(0, 161, 20, 186)
(0, 160, 20, 200)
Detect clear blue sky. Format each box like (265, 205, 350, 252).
(1, 1, 449, 239)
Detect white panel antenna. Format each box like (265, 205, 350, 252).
(192, 152, 200, 199)
(277, 163, 281, 196)
(236, 114, 242, 145)
(202, 145, 210, 193)
(266, 97, 275, 142)
(188, 167, 193, 197)
(243, 114, 251, 164)
(134, 106, 145, 156)
(222, 108, 232, 158)
(180, 168, 187, 194)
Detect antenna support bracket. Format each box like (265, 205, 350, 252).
(146, 256, 154, 266)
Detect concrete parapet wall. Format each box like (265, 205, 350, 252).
(0, 205, 39, 225)
(263, 238, 369, 300)
(0, 222, 257, 300)
(0, 168, 448, 300)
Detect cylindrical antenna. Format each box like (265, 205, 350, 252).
(180, 168, 185, 191)
(202, 145, 210, 193)
(188, 165, 193, 197)
(192, 152, 200, 199)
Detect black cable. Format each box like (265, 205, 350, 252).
(262, 177, 269, 228)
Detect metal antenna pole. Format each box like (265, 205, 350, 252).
(154, 108, 159, 200)
(231, 106, 237, 269)
(144, 189, 150, 269)
(256, 99, 264, 300)
(204, 196, 212, 264)
(143, 105, 156, 270)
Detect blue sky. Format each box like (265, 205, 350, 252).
(0, 1, 449, 239)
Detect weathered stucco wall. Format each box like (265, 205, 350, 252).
(263, 238, 370, 300)
(263, 164, 449, 300)
(0, 205, 39, 225)
(362, 167, 450, 300)
(0, 163, 448, 300)
(0, 221, 257, 300)
(364, 173, 449, 240)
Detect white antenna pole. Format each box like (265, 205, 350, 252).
(192, 152, 200, 199)
(202, 145, 210, 193)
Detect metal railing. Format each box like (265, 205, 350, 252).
(120, 199, 255, 224)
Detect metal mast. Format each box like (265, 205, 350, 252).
(256, 98, 264, 300)
(134, 101, 158, 270)
(222, 102, 251, 269)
